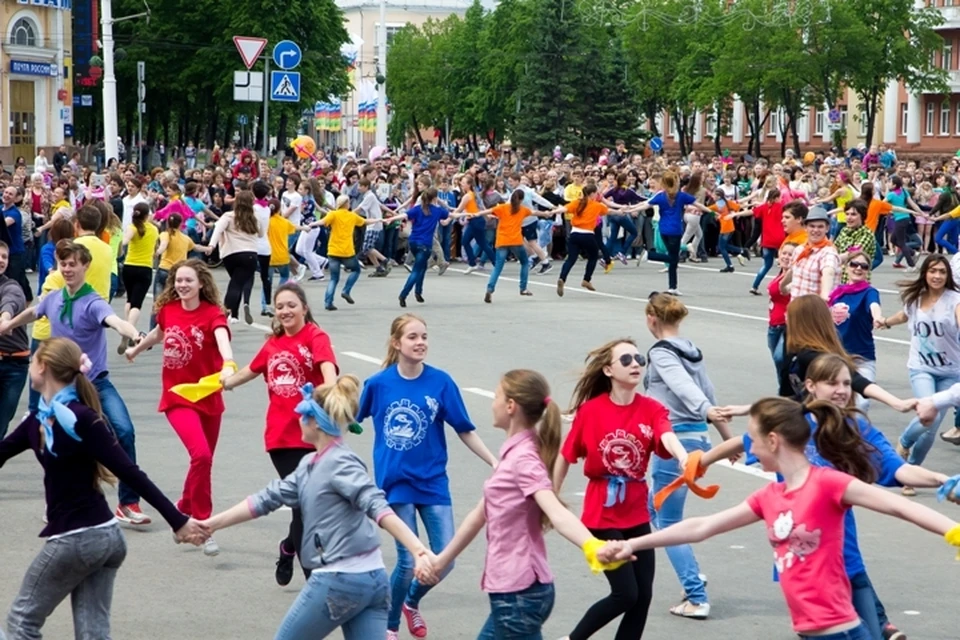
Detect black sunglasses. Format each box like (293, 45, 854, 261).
(617, 353, 647, 367)
(848, 261, 870, 270)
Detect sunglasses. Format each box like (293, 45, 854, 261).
(617, 353, 647, 367)
(848, 261, 870, 270)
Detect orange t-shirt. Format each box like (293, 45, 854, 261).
(491, 204, 529, 247)
(462, 191, 479, 213)
(711, 201, 741, 235)
(865, 199, 893, 232)
(565, 200, 609, 232)
(782, 229, 808, 247)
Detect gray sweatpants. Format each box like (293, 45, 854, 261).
(7, 523, 127, 640)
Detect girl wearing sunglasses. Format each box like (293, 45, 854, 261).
(829, 251, 884, 413)
(641, 292, 733, 620)
(553, 337, 690, 640)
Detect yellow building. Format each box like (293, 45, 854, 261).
(1, 0, 73, 166)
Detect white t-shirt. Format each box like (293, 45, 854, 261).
(121, 193, 147, 230)
(253, 203, 271, 256)
(281, 190, 303, 227)
(356, 191, 383, 231)
(906, 288, 960, 374)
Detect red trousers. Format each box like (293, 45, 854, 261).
(166, 407, 222, 520)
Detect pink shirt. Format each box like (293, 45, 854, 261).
(747, 466, 857, 634)
(481, 429, 554, 593)
(154, 197, 193, 223)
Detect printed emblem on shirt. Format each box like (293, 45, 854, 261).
(163, 326, 193, 369)
(767, 510, 822, 574)
(266, 351, 305, 398)
(598, 428, 649, 479)
(383, 398, 432, 451)
(912, 319, 953, 368)
(299, 344, 313, 370)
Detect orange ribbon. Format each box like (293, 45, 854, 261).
(652, 450, 720, 511)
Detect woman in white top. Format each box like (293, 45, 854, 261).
(208, 190, 265, 324)
(878, 254, 960, 492)
(33, 149, 51, 174)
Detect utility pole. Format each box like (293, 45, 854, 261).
(100, 0, 150, 163)
(262, 57, 270, 156)
(375, 0, 387, 148)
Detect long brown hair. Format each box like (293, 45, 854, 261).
(575, 183, 599, 216)
(152, 259, 223, 315)
(568, 338, 637, 413)
(898, 254, 958, 310)
(500, 369, 562, 529)
(270, 282, 319, 338)
(383, 313, 426, 368)
(750, 396, 876, 483)
(132, 202, 150, 238)
(419, 188, 438, 215)
(509, 188, 524, 215)
(232, 191, 261, 235)
(785, 296, 856, 369)
(34, 338, 116, 488)
(661, 170, 679, 203)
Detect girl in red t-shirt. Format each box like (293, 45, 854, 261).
(603, 397, 960, 640)
(125, 259, 234, 557)
(553, 338, 690, 640)
(222, 282, 338, 586)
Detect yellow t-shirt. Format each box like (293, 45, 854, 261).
(158, 231, 195, 271)
(125, 223, 159, 268)
(268, 215, 298, 266)
(563, 183, 584, 203)
(74, 234, 113, 300)
(32, 270, 65, 341)
(322, 209, 366, 258)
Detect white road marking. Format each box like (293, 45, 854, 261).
(449, 268, 911, 346)
(464, 387, 496, 399)
(903, 610, 921, 616)
(341, 351, 382, 365)
(729, 545, 746, 549)
(675, 262, 901, 296)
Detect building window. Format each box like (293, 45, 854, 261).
(840, 108, 848, 131)
(956, 104, 960, 135)
(902, 103, 909, 136)
(945, 43, 954, 71)
(927, 102, 935, 136)
(942, 102, 952, 135)
(11, 17, 38, 46)
(769, 110, 779, 136)
(814, 108, 824, 136)
(705, 110, 717, 137)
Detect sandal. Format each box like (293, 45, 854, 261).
(940, 431, 960, 445)
(902, 486, 916, 497)
(669, 600, 710, 619)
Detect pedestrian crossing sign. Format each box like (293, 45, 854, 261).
(270, 71, 300, 103)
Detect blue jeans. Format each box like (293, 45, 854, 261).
(274, 569, 389, 640)
(768, 324, 785, 377)
(718, 233, 746, 268)
(936, 218, 959, 254)
(263, 265, 290, 308)
(400, 243, 431, 300)
(606, 214, 638, 257)
(648, 433, 711, 604)
(0, 358, 29, 439)
(149, 268, 169, 330)
(899, 369, 960, 465)
(798, 623, 870, 640)
(92, 374, 140, 505)
(487, 246, 530, 294)
(751, 248, 777, 290)
(463, 222, 496, 266)
(388, 503, 455, 630)
(849, 571, 886, 640)
(437, 223, 452, 262)
(477, 581, 555, 640)
(537, 220, 554, 250)
(381, 226, 397, 263)
(28, 339, 43, 414)
(325, 256, 360, 307)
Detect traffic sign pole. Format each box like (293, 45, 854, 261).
(263, 56, 270, 157)
(137, 60, 145, 172)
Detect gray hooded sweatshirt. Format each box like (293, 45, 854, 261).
(643, 337, 718, 428)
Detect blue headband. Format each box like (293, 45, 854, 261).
(36, 384, 82, 457)
(294, 384, 363, 437)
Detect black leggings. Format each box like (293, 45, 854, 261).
(269, 448, 313, 574)
(222, 251, 258, 318)
(569, 523, 655, 640)
(121, 264, 153, 309)
(560, 232, 599, 283)
(258, 254, 271, 306)
(646, 234, 682, 290)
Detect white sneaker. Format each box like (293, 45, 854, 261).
(464, 265, 477, 274)
(295, 263, 308, 282)
(203, 537, 220, 557)
(386, 632, 399, 640)
(228, 316, 240, 325)
(666, 288, 683, 296)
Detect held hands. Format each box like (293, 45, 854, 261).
(893, 398, 919, 414)
(595, 539, 636, 564)
(582, 537, 630, 574)
(413, 550, 440, 585)
(706, 406, 731, 428)
(174, 518, 212, 546)
(917, 398, 939, 426)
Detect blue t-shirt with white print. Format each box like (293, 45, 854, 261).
(743, 414, 904, 579)
(358, 363, 475, 505)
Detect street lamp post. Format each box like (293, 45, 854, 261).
(100, 0, 150, 164)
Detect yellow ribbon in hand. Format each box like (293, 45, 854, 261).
(944, 523, 960, 560)
(582, 537, 628, 575)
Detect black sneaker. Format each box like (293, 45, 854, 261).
(415, 293, 425, 303)
(341, 292, 355, 305)
(538, 262, 553, 275)
(882, 624, 906, 640)
(275, 541, 295, 587)
(325, 304, 338, 311)
(720, 266, 734, 273)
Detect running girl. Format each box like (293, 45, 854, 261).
(197, 376, 437, 640)
(124, 258, 234, 557)
(357, 314, 497, 640)
(118, 202, 158, 353)
(0, 337, 208, 638)
(222, 282, 338, 586)
(384, 189, 451, 308)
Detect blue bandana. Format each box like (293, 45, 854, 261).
(36, 385, 83, 457)
(294, 384, 364, 437)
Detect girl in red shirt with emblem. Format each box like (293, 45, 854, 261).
(553, 338, 690, 640)
(222, 282, 338, 587)
(125, 258, 234, 558)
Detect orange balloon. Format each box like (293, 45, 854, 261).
(292, 135, 316, 159)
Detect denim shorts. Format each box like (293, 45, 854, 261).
(478, 581, 555, 640)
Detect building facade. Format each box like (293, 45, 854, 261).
(1, 0, 74, 166)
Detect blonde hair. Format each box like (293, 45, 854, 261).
(383, 313, 425, 368)
(336, 194, 350, 209)
(313, 374, 361, 429)
(646, 292, 688, 325)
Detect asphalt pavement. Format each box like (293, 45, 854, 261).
(1, 255, 957, 640)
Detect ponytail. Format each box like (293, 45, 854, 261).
(576, 183, 598, 217)
(806, 400, 877, 483)
(167, 212, 183, 237)
(132, 202, 149, 238)
(510, 188, 523, 215)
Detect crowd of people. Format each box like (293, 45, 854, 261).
(3, 140, 960, 640)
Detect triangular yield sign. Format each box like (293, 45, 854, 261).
(234, 36, 268, 70)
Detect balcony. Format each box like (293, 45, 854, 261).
(939, 5, 960, 30)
